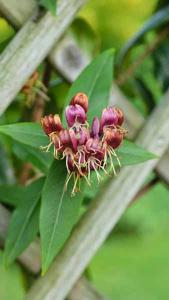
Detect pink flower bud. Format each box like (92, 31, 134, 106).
(91, 117, 100, 138)
(41, 114, 63, 136)
(70, 93, 88, 112)
(65, 104, 86, 127)
(100, 107, 119, 131)
(104, 128, 123, 149)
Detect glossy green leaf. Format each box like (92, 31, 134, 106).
(39, 0, 57, 15)
(118, 5, 169, 64)
(63, 49, 115, 125)
(0, 123, 48, 148)
(40, 160, 84, 274)
(4, 177, 45, 266)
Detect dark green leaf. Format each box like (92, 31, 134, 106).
(0, 185, 26, 207)
(4, 177, 45, 266)
(0, 123, 48, 148)
(118, 5, 169, 64)
(13, 142, 52, 174)
(40, 160, 84, 274)
(39, 0, 57, 15)
(63, 49, 115, 125)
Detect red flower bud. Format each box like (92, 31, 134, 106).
(104, 128, 123, 149)
(41, 114, 63, 136)
(58, 129, 71, 148)
(91, 117, 100, 138)
(65, 104, 86, 127)
(70, 93, 88, 112)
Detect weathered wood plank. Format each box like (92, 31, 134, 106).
(0, 0, 36, 27)
(26, 92, 169, 300)
(0, 0, 87, 115)
(68, 277, 108, 300)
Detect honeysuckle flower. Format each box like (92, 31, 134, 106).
(41, 92, 127, 195)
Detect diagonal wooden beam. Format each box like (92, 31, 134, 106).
(25, 91, 169, 300)
(0, 0, 87, 115)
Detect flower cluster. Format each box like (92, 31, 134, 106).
(41, 93, 127, 195)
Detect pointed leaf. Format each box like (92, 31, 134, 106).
(63, 49, 115, 125)
(0, 122, 48, 148)
(4, 177, 45, 266)
(40, 160, 84, 274)
(118, 140, 157, 165)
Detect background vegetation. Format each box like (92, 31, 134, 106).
(0, 0, 169, 299)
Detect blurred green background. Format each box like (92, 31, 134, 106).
(0, 0, 169, 299)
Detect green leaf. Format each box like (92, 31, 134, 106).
(40, 160, 84, 274)
(0, 185, 26, 207)
(0, 122, 48, 148)
(63, 49, 115, 125)
(118, 5, 169, 64)
(13, 142, 52, 174)
(39, 0, 57, 15)
(118, 140, 157, 165)
(4, 177, 45, 266)
(0, 251, 26, 300)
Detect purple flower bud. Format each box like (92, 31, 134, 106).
(91, 117, 100, 138)
(100, 107, 119, 131)
(65, 104, 86, 127)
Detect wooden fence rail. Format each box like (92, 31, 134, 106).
(0, 0, 87, 114)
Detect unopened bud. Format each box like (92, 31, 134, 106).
(70, 93, 88, 112)
(104, 128, 123, 149)
(91, 117, 100, 138)
(65, 104, 86, 127)
(41, 114, 63, 136)
(100, 107, 119, 131)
